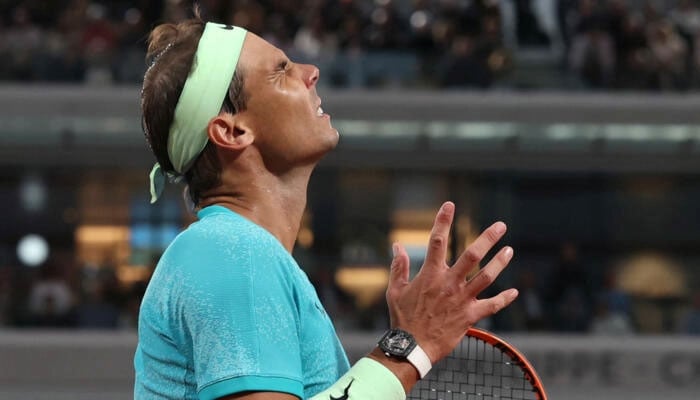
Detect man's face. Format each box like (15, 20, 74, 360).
(236, 33, 339, 173)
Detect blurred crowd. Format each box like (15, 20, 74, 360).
(2, 241, 700, 335)
(562, 0, 700, 90)
(2, 0, 700, 90)
(2, 0, 700, 333)
(0, 0, 511, 88)
(0, 254, 147, 329)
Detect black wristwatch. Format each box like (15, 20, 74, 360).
(378, 329, 432, 378)
(378, 328, 417, 357)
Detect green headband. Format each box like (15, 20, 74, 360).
(148, 22, 247, 203)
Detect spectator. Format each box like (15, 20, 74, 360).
(74, 281, 121, 329)
(27, 261, 74, 327)
(590, 298, 634, 335)
(600, 269, 633, 319)
(261, 12, 295, 55)
(515, 0, 550, 47)
(81, 3, 118, 84)
(480, 13, 513, 82)
(161, 0, 190, 24)
(592, 268, 634, 336)
(228, 0, 267, 34)
(364, 0, 409, 50)
(334, 9, 367, 87)
(547, 242, 593, 332)
(2, 5, 43, 81)
(556, 0, 577, 54)
(409, 0, 439, 82)
(35, 8, 86, 82)
(112, 7, 148, 83)
(514, 269, 545, 331)
(669, 0, 700, 85)
(293, 10, 338, 74)
(647, 20, 688, 90)
(569, 23, 616, 88)
(616, 12, 653, 89)
(437, 34, 493, 88)
(669, 0, 700, 51)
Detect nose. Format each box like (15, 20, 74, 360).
(302, 64, 320, 88)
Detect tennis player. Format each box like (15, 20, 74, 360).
(134, 14, 519, 400)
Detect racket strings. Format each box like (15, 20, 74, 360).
(408, 336, 539, 400)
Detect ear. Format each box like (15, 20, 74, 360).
(207, 113, 254, 150)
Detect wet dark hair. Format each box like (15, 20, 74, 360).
(141, 14, 248, 206)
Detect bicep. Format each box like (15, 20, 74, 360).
(184, 257, 304, 398)
(218, 392, 300, 400)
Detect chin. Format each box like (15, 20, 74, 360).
(314, 135, 339, 160)
(329, 128, 340, 145)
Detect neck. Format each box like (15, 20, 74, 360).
(198, 166, 313, 253)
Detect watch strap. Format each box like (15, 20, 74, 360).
(406, 344, 432, 379)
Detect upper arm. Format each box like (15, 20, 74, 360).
(218, 391, 300, 400)
(175, 231, 304, 398)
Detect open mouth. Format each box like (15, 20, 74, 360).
(316, 106, 324, 117)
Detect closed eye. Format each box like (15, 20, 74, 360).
(268, 58, 291, 83)
(277, 60, 289, 72)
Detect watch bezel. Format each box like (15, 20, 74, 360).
(378, 328, 418, 358)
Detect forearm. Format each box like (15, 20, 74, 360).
(366, 347, 420, 395)
(308, 352, 416, 400)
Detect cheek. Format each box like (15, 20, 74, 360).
(255, 95, 306, 123)
(249, 101, 285, 132)
(247, 91, 313, 139)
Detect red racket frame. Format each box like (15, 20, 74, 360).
(465, 327, 548, 400)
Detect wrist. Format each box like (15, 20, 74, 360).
(377, 328, 433, 379)
(311, 357, 406, 400)
(368, 347, 418, 394)
(405, 343, 432, 378)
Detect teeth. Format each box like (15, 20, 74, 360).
(317, 106, 323, 116)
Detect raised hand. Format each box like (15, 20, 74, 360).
(386, 201, 519, 364)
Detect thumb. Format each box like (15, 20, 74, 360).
(388, 242, 410, 290)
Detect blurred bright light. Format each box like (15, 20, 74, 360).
(335, 266, 389, 308)
(17, 234, 49, 267)
(617, 252, 687, 298)
(410, 11, 429, 30)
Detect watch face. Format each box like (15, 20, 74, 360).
(380, 329, 417, 357)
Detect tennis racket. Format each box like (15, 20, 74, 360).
(408, 327, 547, 400)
